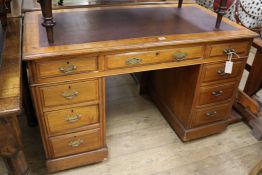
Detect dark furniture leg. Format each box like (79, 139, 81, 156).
(38, 0, 55, 43)
(22, 62, 38, 127)
(5, 0, 11, 13)
(215, 0, 228, 28)
(0, 116, 30, 175)
(178, 0, 183, 8)
(0, 0, 7, 27)
(58, 0, 63, 6)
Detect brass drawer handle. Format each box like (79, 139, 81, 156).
(68, 139, 84, 147)
(65, 114, 82, 123)
(217, 69, 227, 76)
(174, 52, 187, 62)
(224, 48, 236, 55)
(59, 64, 77, 74)
(125, 58, 142, 65)
(211, 90, 223, 97)
(61, 90, 79, 99)
(206, 111, 217, 117)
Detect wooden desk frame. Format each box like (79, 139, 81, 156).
(23, 4, 257, 172)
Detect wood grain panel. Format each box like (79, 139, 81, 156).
(191, 103, 230, 127)
(105, 46, 204, 69)
(208, 42, 250, 57)
(45, 105, 99, 135)
(37, 56, 98, 78)
(50, 128, 102, 157)
(39, 79, 99, 108)
(198, 82, 236, 106)
(201, 60, 244, 83)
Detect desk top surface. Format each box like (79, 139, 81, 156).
(23, 4, 257, 60)
(0, 18, 21, 117)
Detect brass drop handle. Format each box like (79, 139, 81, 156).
(68, 139, 84, 147)
(61, 90, 79, 99)
(65, 114, 82, 123)
(59, 64, 77, 74)
(224, 48, 236, 55)
(211, 90, 223, 97)
(125, 58, 142, 65)
(217, 69, 227, 76)
(173, 52, 187, 62)
(206, 111, 217, 117)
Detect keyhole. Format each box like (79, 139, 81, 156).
(67, 61, 70, 64)
(71, 109, 74, 113)
(68, 85, 71, 89)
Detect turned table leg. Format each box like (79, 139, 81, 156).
(178, 0, 183, 8)
(215, 0, 228, 28)
(38, 0, 55, 43)
(0, 0, 7, 27)
(0, 116, 30, 175)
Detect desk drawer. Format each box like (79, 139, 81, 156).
(208, 42, 249, 57)
(201, 60, 244, 83)
(191, 103, 230, 127)
(105, 46, 203, 69)
(197, 82, 236, 106)
(40, 79, 98, 108)
(37, 56, 98, 78)
(50, 128, 102, 157)
(46, 105, 99, 135)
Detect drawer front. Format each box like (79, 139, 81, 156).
(208, 42, 249, 57)
(46, 105, 99, 135)
(40, 80, 98, 108)
(201, 60, 244, 83)
(198, 82, 236, 106)
(191, 103, 230, 127)
(37, 57, 98, 78)
(105, 46, 204, 69)
(50, 128, 102, 157)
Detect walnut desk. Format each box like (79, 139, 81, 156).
(23, 4, 257, 173)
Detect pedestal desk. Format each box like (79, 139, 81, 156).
(23, 4, 257, 172)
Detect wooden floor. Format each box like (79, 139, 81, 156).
(0, 73, 261, 175)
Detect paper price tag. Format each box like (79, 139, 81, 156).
(225, 61, 233, 74)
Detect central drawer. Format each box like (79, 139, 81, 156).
(105, 46, 204, 69)
(45, 105, 99, 135)
(50, 128, 102, 157)
(197, 82, 236, 106)
(39, 79, 99, 108)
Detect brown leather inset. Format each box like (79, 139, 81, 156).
(39, 6, 237, 46)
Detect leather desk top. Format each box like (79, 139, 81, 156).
(23, 4, 257, 60)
